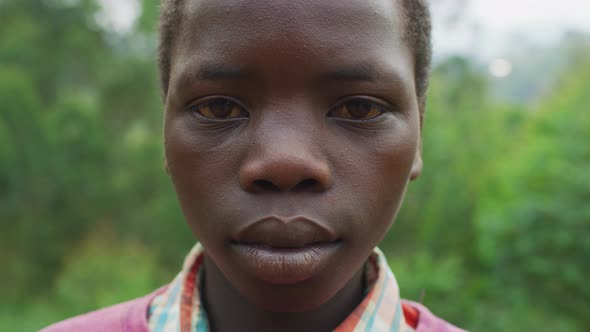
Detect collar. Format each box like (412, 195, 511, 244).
(148, 243, 415, 332)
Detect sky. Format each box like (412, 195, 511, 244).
(96, 0, 140, 33)
(432, 0, 590, 60)
(97, 0, 590, 65)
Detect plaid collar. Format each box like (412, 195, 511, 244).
(148, 243, 415, 332)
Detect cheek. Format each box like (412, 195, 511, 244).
(164, 117, 243, 239)
(332, 121, 419, 244)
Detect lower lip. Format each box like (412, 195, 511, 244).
(230, 242, 340, 285)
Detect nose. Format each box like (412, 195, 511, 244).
(239, 128, 332, 193)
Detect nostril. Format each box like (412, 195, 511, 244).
(252, 179, 280, 192)
(293, 178, 319, 192)
(250, 178, 320, 193)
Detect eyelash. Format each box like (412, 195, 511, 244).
(327, 97, 392, 121)
(188, 96, 249, 120)
(187, 96, 392, 121)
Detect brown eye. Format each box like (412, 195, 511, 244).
(329, 99, 388, 120)
(191, 98, 248, 119)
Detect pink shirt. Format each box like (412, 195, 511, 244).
(41, 285, 465, 332)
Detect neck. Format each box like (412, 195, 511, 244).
(202, 255, 364, 332)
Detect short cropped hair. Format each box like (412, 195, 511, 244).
(157, 0, 432, 107)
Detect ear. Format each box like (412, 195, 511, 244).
(164, 158, 170, 174)
(410, 145, 423, 181)
(410, 107, 424, 181)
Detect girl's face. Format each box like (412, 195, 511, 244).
(164, 0, 422, 312)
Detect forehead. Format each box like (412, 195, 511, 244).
(180, 0, 401, 33)
(169, 0, 414, 97)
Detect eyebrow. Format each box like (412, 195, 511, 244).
(320, 67, 377, 81)
(185, 62, 407, 87)
(318, 63, 405, 85)
(192, 63, 253, 81)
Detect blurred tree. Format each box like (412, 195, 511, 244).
(474, 49, 590, 331)
(0, 0, 107, 103)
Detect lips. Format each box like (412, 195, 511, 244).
(232, 216, 338, 248)
(230, 216, 341, 284)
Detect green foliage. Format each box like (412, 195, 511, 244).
(389, 54, 590, 331)
(1, 1, 589, 331)
(1, 228, 165, 331)
(54, 228, 163, 315)
(472, 51, 590, 329)
(0, 0, 193, 313)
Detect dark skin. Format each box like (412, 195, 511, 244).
(164, 0, 423, 331)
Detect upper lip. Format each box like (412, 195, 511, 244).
(232, 216, 338, 248)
